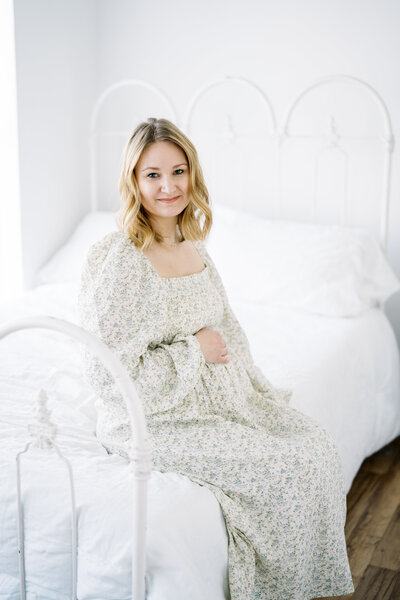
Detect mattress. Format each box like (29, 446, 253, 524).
(0, 282, 399, 599)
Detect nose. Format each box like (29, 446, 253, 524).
(160, 175, 177, 194)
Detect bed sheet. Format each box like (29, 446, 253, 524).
(1, 283, 399, 598)
(234, 300, 400, 492)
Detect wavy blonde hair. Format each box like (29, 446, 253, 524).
(116, 117, 212, 249)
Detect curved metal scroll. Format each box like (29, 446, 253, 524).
(90, 79, 178, 211)
(279, 74, 395, 255)
(183, 74, 276, 134)
(0, 315, 151, 600)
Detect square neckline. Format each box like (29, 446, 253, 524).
(140, 241, 208, 280)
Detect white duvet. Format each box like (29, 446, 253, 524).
(0, 282, 399, 600)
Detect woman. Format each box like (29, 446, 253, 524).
(78, 117, 354, 600)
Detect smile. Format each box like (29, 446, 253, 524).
(157, 195, 180, 203)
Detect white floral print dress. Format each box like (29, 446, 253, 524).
(78, 231, 354, 600)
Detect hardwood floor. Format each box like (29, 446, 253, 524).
(318, 435, 400, 600)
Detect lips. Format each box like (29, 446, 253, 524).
(157, 195, 180, 203)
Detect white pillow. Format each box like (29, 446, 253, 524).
(206, 204, 400, 317)
(36, 212, 117, 285)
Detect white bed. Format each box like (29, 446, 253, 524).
(1, 75, 400, 599)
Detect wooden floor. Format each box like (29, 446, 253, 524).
(319, 435, 400, 600)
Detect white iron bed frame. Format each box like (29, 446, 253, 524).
(0, 316, 152, 600)
(0, 74, 396, 599)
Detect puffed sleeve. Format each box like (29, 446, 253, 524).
(78, 232, 206, 439)
(198, 241, 293, 405)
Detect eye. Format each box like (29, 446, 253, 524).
(146, 169, 186, 178)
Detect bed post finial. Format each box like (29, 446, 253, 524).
(27, 388, 57, 449)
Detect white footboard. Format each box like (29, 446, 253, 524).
(0, 315, 152, 600)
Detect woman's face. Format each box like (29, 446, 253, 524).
(135, 140, 191, 222)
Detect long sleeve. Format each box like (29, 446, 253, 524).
(198, 241, 293, 405)
(78, 233, 206, 439)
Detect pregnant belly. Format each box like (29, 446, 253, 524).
(196, 358, 259, 420)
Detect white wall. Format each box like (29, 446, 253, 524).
(14, 0, 97, 288)
(13, 0, 400, 344)
(0, 0, 23, 302)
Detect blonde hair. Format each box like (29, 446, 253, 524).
(116, 117, 212, 249)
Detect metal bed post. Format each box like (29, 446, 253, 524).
(15, 390, 79, 599)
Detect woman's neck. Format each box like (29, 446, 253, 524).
(151, 217, 182, 246)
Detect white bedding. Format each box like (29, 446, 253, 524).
(0, 282, 399, 599)
(234, 301, 400, 492)
(0, 284, 228, 600)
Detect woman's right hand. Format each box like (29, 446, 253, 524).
(194, 328, 230, 364)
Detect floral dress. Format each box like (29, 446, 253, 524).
(78, 231, 354, 600)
